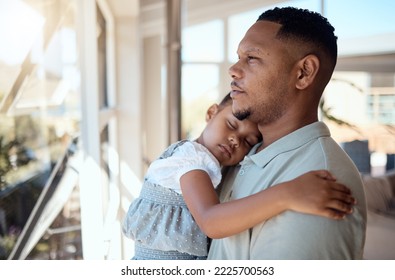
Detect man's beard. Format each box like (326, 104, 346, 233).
(233, 109, 251, 121)
(233, 98, 287, 124)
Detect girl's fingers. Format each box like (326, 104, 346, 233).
(312, 170, 337, 181)
(331, 187, 356, 204)
(328, 182, 352, 194)
(329, 200, 354, 214)
(323, 209, 347, 220)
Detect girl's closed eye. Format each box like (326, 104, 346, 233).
(244, 139, 253, 148)
(227, 120, 236, 130)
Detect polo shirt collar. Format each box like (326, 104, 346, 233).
(246, 121, 331, 168)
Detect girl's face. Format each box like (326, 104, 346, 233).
(197, 104, 261, 166)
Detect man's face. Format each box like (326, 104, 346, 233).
(229, 20, 296, 126)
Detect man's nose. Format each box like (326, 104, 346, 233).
(228, 62, 241, 79)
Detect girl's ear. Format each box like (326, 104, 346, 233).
(206, 104, 219, 121)
(295, 54, 320, 90)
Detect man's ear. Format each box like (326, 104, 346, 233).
(206, 104, 219, 121)
(295, 54, 319, 90)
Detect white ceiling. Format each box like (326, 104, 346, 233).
(105, 0, 139, 17)
(107, 0, 281, 22)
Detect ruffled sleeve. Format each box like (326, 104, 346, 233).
(145, 141, 222, 193)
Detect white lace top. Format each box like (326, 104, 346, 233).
(145, 140, 222, 193)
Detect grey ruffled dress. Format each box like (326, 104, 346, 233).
(122, 140, 221, 260)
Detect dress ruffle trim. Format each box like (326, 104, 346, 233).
(123, 181, 208, 257)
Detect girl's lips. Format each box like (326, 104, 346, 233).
(218, 144, 232, 158)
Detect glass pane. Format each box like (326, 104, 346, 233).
(0, 0, 81, 260)
(181, 64, 220, 140)
(182, 20, 224, 63)
(0, 0, 45, 104)
(323, 71, 395, 175)
(325, 0, 395, 38)
(325, 0, 395, 55)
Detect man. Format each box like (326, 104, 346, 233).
(208, 7, 367, 259)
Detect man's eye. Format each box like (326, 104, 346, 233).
(227, 121, 235, 129)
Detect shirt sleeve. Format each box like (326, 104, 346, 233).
(145, 141, 222, 193)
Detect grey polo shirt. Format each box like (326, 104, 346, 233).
(208, 122, 367, 259)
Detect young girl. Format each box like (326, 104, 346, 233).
(122, 93, 355, 260)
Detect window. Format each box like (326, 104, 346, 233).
(0, 0, 81, 260)
(367, 89, 395, 124)
(181, 20, 223, 139)
(325, 0, 395, 55)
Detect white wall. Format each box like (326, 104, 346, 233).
(115, 16, 144, 259)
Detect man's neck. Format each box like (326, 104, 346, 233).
(256, 116, 318, 152)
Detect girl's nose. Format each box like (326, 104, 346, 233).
(229, 136, 239, 148)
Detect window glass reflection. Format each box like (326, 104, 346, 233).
(182, 20, 224, 63)
(325, 0, 395, 38)
(181, 64, 220, 140)
(0, 0, 81, 259)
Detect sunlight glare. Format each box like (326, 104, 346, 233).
(0, 0, 45, 65)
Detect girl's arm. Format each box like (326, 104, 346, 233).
(180, 169, 355, 239)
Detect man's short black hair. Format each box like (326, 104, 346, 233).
(258, 7, 337, 68)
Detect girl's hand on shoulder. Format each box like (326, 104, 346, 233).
(285, 170, 356, 219)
